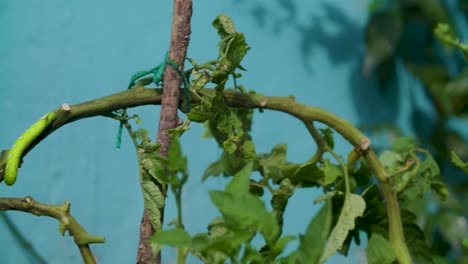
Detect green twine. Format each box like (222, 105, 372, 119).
(115, 52, 191, 148)
(116, 123, 123, 148)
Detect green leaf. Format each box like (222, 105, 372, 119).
(168, 120, 191, 138)
(289, 201, 332, 264)
(361, 184, 382, 212)
(141, 180, 165, 231)
(220, 150, 246, 176)
(241, 243, 265, 264)
(141, 156, 169, 183)
(191, 219, 250, 262)
(223, 140, 237, 154)
(320, 193, 366, 263)
(150, 228, 191, 250)
(140, 141, 160, 153)
(352, 162, 372, 186)
(366, 233, 396, 264)
(270, 235, 296, 258)
(208, 192, 251, 230)
(419, 152, 440, 177)
(211, 70, 229, 85)
(212, 15, 249, 72)
(398, 150, 447, 201)
(216, 111, 244, 154)
(400, 210, 433, 262)
(190, 71, 211, 91)
(259, 144, 287, 170)
(135, 128, 150, 141)
(167, 136, 187, 173)
(209, 164, 279, 244)
(225, 33, 249, 71)
(451, 151, 468, 173)
(202, 160, 223, 181)
(379, 150, 404, 174)
(225, 163, 252, 194)
(391, 136, 415, 154)
(463, 238, 468, 248)
(291, 161, 324, 186)
(213, 14, 236, 39)
(320, 159, 342, 186)
(241, 140, 256, 160)
(168, 136, 182, 164)
(187, 106, 213, 123)
(319, 127, 335, 149)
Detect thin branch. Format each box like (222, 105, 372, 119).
(0, 196, 104, 264)
(302, 121, 351, 193)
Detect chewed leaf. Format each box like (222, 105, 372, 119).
(225, 33, 249, 70)
(320, 193, 366, 263)
(141, 180, 165, 231)
(141, 157, 168, 184)
(135, 128, 150, 141)
(213, 14, 237, 38)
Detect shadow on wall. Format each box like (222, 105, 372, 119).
(234, 0, 401, 126)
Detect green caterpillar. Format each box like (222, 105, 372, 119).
(4, 112, 56, 185)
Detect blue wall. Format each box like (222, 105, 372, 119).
(0, 1, 445, 263)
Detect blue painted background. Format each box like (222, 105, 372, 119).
(1, 1, 457, 263)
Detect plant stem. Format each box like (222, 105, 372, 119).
(364, 151, 413, 264)
(136, 0, 193, 263)
(176, 247, 186, 264)
(79, 245, 97, 264)
(302, 114, 411, 263)
(0, 197, 103, 264)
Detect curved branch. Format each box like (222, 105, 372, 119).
(1, 86, 411, 263)
(0, 196, 104, 264)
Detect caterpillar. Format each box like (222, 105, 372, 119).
(4, 112, 56, 185)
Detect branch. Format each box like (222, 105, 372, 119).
(137, 0, 193, 263)
(0, 196, 104, 264)
(0, 87, 411, 263)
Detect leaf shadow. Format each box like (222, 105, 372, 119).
(236, 0, 401, 124)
